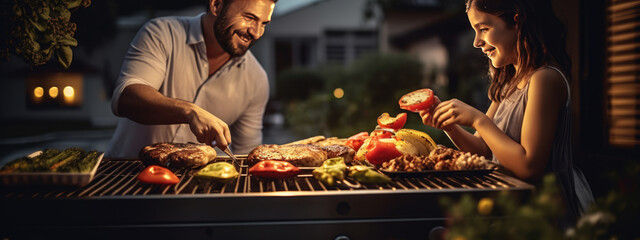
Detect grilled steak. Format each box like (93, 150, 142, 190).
(247, 144, 328, 167)
(139, 142, 216, 168)
(284, 136, 326, 145)
(313, 138, 348, 147)
(284, 136, 348, 147)
(320, 145, 354, 164)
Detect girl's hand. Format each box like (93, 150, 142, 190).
(419, 96, 450, 130)
(429, 98, 485, 130)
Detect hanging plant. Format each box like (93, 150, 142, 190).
(0, 0, 91, 68)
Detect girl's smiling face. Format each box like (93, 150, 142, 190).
(467, 5, 518, 69)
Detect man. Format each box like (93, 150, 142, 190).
(106, 0, 276, 158)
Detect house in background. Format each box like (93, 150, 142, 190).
(253, 0, 477, 102)
(251, 0, 381, 96)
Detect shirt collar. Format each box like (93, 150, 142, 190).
(186, 12, 206, 45)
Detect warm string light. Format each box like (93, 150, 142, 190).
(63, 86, 74, 97)
(333, 88, 344, 99)
(49, 86, 59, 98)
(33, 87, 44, 98)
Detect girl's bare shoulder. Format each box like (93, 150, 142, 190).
(528, 67, 568, 103)
(530, 67, 566, 87)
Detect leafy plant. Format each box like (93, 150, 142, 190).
(440, 174, 565, 240)
(0, 0, 91, 68)
(280, 52, 427, 139)
(441, 164, 640, 240)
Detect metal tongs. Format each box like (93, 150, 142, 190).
(373, 125, 397, 135)
(212, 140, 240, 167)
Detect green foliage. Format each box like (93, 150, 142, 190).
(281, 52, 431, 139)
(442, 162, 640, 240)
(565, 160, 640, 240)
(0, 0, 91, 68)
(440, 174, 565, 240)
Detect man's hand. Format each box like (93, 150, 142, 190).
(188, 106, 232, 149)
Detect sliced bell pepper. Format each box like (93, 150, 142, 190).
(195, 162, 239, 182)
(348, 165, 391, 183)
(312, 157, 347, 186)
(377, 112, 407, 130)
(365, 138, 403, 165)
(249, 160, 300, 179)
(370, 129, 394, 139)
(398, 88, 438, 112)
(137, 165, 180, 185)
(345, 131, 370, 151)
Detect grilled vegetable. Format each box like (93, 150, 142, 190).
(377, 112, 407, 130)
(37, 148, 83, 171)
(249, 160, 300, 179)
(398, 88, 439, 112)
(137, 165, 180, 185)
(57, 150, 100, 172)
(195, 162, 239, 182)
(394, 128, 437, 156)
(312, 157, 347, 186)
(48, 149, 83, 171)
(364, 138, 403, 165)
(0, 148, 100, 173)
(345, 131, 369, 151)
(348, 165, 391, 183)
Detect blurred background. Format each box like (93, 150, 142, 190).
(0, 0, 638, 201)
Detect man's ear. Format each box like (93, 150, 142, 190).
(513, 13, 519, 23)
(209, 0, 222, 17)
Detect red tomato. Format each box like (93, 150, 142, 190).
(377, 112, 407, 130)
(137, 165, 180, 185)
(249, 160, 301, 179)
(345, 131, 370, 151)
(398, 88, 438, 112)
(370, 129, 394, 139)
(365, 138, 402, 165)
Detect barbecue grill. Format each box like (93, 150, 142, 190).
(0, 156, 534, 240)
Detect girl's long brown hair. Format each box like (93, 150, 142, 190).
(466, 0, 571, 102)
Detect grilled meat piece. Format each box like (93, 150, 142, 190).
(320, 145, 355, 164)
(284, 136, 326, 145)
(247, 144, 328, 167)
(313, 137, 348, 147)
(139, 142, 216, 168)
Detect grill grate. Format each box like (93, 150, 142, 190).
(1, 158, 531, 199)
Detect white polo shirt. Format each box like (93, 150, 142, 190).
(106, 13, 269, 158)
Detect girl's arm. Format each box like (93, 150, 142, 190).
(473, 69, 567, 181)
(420, 99, 497, 159)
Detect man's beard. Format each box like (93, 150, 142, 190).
(213, 12, 254, 57)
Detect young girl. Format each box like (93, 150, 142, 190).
(420, 0, 594, 226)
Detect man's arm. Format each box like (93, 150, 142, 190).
(118, 84, 232, 149)
(112, 19, 231, 149)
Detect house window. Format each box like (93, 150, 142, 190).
(325, 31, 348, 64)
(325, 30, 378, 65)
(275, 37, 318, 76)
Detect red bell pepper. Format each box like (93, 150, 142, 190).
(249, 160, 301, 179)
(365, 138, 402, 165)
(370, 129, 394, 139)
(345, 131, 370, 151)
(398, 88, 439, 112)
(377, 112, 407, 130)
(137, 165, 180, 185)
